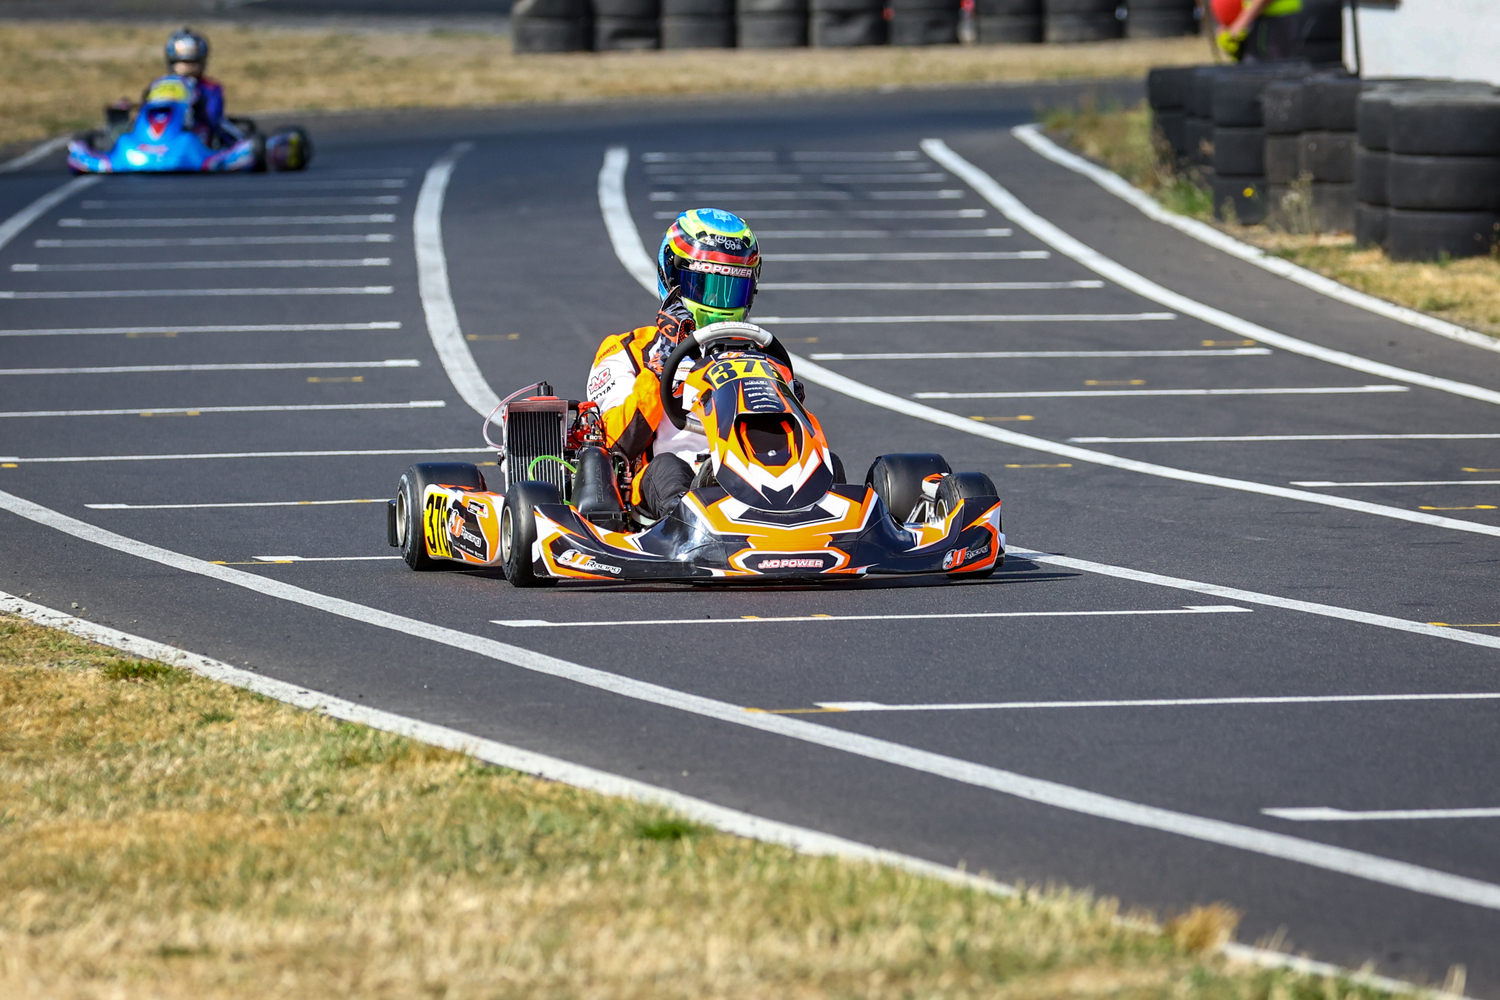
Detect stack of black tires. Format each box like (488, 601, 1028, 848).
(1261, 72, 1361, 231)
(1123, 0, 1196, 39)
(1043, 0, 1120, 43)
(977, 0, 1042, 43)
(512, 0, 593, 51)
(1354, 83, 1500, 260)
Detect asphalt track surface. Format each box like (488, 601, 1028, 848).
(4, 86, 1500, 990)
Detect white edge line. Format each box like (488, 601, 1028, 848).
(0, 586, 1478, 1000)
(491, 606, 1254, 627)
(0, 176, 100, 253)
(601, 146, 661, 294)
(922, 137, 1500, 408)
(414, 141, 497, 418)
(1010, 123, 1500, 357)
(0, 448, 489, 464)
(0, 135, 70, 174)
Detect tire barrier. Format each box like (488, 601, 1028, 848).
(1043, 0, 1121, 43)
(1123, 0, 1196, 39)
(737, 0, 808, 47)
(595, 0, 661, 48)
(889, 0, 961, 46)
(1354, 82, 1500, 259)
(976, 0, 1041, 43)
(1203, 65, 1306, 223)
(661, 0, 736, 47)
(513, 0, 593, 52)
(810, 0, 886, 46)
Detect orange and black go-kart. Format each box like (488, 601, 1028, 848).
(388, 322, 1004, 587)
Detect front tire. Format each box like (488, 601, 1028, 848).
(500, 481, 562, 587)
(395, 462, 486, 571)
(935, 472, 1001, 580)
(865, 453, 950, 524)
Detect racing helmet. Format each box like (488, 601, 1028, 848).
(165, 27, 209, 68)
(657, 208, 760, 327)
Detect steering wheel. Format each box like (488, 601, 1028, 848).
(659, 322, 794, 431)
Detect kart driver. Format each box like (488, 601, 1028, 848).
(585, 208, 761, 520)
(118, 28, 236, 146)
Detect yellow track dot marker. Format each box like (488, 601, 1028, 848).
(1, 463, 16, 469)
(1006, 463, 1072, 469)
(307, 376, 363, 383)
(466, 333, 521, 341)
(968, 415, 1034, 422)
(1462, 468, 1500, 473)
(1202, 339, 1256, 347)
(1419, 505, 1497, 511)
(1085, 379, 1145, 386)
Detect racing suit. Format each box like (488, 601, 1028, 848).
(585, 305, 707, 517)
(143, 74, 232, 146)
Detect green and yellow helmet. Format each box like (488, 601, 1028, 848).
(657, 208, 760, 327)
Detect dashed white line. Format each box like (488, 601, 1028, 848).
(57, 214, 397, 228)
(917, 385, 1409, 400)
(197, 178, 407, 189)
(1069, 433, 1500, 443)
(760, 281, 1087, 291)
(0, 135, 71, 174)
(654, 208, 987, 219)
(492, 606, 1253, 628)
(821, 173, 948, 183)
(2, 400, 444, 418)
(756, 228, 1012, 238)
(36, 234, 395, 247)
(816, 348, 1269, 360)
(252, 554, 402, 562)
(759, 312, 1171, 325)
(791, 151, 922, 160)
(11, 258, 391, 272)
(642, 151, 775, 162)
(0, 447, 487, 464)
(1292, 479, 1500, 488)
(0, 286, 393, 299)
(80, 196, 400, 208)
(0, 359, 418, 375)
(0, 321, 401, 338)
(1265, 807, 1500, 822)
(763, 251, 1048, 262)
(814, 691, 1500, 712)
(652, 190, 851, 201)
(868, 190, 965, 200)
(0, 176, 100, 252)
(88, 498, 386, 510)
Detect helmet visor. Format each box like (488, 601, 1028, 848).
(677, 262, 756, 310)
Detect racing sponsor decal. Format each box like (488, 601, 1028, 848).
(686, 260, 755, 278)
(422, 491, 453, 560)
(556, 548, 622, 575)
(736, 550, 845, 574)
(705, 357, 779, 389)
(943, 539, 991, 570)
(586, 354, 633, 407)
(445, 498, 491, 562)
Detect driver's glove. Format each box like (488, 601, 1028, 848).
(656, 287, 697, 347)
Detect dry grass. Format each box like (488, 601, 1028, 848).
(1043, 98, 1500, 339)
(0, 611, 1397, 1000)
(0, 20, 1206, 149)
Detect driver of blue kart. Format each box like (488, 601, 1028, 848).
(584, 208, 761, 520)
(120, 28, 237, 147)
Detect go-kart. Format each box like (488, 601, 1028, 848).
(387, 322, 1004, 585)
(67, 75, 312, 174)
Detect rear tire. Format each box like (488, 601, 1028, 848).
(396, 463, 485, 571)
(935, 472, 1000, 579)
(501, 481, 562, 587)
(865, 453, 950, 524)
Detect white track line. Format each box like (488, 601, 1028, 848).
(791, 151, 922, 161)
(81, 196, 400, 208)
(253, 554, 402, 562)
(758, 312, 1171, 324)
(1, 401, 444, 419)
(193, 178, 407, 189)
(0, 176, 99, 252)
(601, 145, 1500, 540)
(36, 234, 395, 247)
(650, 174, 804, 183)
(1293, 479, 1500, 488)
(1012, 123, 1500, 356)
(868, 190, 966, 200)
(0, 321, 401, 338)
(0, 135, 70, 173)
(0, 592, 1460, 1000)
(5, 497, 1500, 916)
(918, 386, 1408, 400)
(763, 251, 1048, 261)
(12, 258, 390, 272)
(756, 229, 1013, 238)
(0, 359, 418, 375)
(601, 147, 661, 292)
(652, 190, 852, 201)
(760, 281, 1086, 291)
(815, 692, 1500, 712)
(415, 142, 497, 418)
(0, 286, 392, 299)
(58, 214, 396, 228)
(656, 209, 989, 220)
(818, 348, 1270, 360)
(0, 447, 487, 464)
(1070, 433, 1500, 443)
(924, 138, 1500, 407)
(88, 498, 385, 510)
(821, 173, 949, 183)
(1265, 807, 1500, 822)
(492, 606, 1252, 628)
(87, 497, 387, 512)
(642, 151, 776, 161)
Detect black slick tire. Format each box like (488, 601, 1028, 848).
(396, 462, 486, 571)
(1385, 209, 1500, 262)
(1213, 126, 1265, 176)
(934, 472, 1001, 580)
(865, 453, 951, 525)
(501, 481, 563, 588)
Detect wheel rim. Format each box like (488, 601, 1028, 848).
(395, 489, 409, 547)
(499, 504, 514, 566)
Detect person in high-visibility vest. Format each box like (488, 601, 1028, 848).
(1211, 0, 1304, 61)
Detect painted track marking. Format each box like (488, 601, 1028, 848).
(12, 258, 391, 272)
(657, 208, 989, 220)
(0, 176, 100, 253)
(80, 196, 400, 208)
(602, 145, 1500, 540)
(2, 401, 444, 419)
(1071, 433, 1500, 443)
(36, 234, 395, 247)
(492, 606, 1253, 628)
(1265, 807, 1500, 822)
(0, 447, 488, 464)
(764, 251, 1046, 261)
(0, 359, 419, 376)
(918, 386, 1408, 399)
(799, 692, 1500, 713)
(0, 321, 401, 338)
(760, 281, 1091, 291)
(0, 286, 392, 299)
(88, 499, 386, 510)
(755, 228, 1013, 238)
(57, 214, 397, 228)
(923, 138, 1500, 407)
(1294, 480, 1500, 488)
(817, 348, 1269, 360)
(5, 488, 1500, 912)
(758, 312, 1169, 323)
